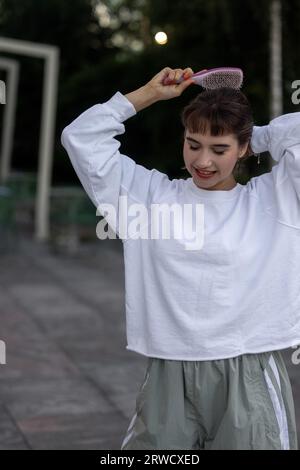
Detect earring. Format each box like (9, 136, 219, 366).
(181, 165, 187, 170)
(254, 153, 261, 165)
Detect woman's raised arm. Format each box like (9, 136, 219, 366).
(61, 67, 195, 240)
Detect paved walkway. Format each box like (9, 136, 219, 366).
(0, 234, 148, 449)
(0, 234, 299, 449)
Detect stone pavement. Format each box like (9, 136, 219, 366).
(0, 234, 148, 449)
(0, 234, 299, 449)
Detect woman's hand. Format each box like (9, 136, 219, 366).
(144, 67, 196, 101)
(124, 67, 200, 112)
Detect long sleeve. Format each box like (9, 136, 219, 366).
(249, 113, 300, 228)
(61, 91, 178, 240)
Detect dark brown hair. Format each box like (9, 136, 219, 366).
(180, 88, 254, 176)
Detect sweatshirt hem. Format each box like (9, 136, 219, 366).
(126, 339, 300, 361)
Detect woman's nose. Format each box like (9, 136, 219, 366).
(197, 157, 213, 168)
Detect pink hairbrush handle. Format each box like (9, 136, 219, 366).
(162, 69, 207, 86)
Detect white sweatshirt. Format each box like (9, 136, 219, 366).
(61, 91, 300, 361)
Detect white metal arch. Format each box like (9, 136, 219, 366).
(0, 37, 60, 241)
(0, 57, 19, 183)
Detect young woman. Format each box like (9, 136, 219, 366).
(61, 67, 299, 450)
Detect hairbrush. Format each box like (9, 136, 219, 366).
(163, 67, 243, 89)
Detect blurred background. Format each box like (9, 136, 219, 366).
(0, 0, 300, 450)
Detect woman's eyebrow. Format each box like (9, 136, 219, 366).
(186, 136, 230, 147)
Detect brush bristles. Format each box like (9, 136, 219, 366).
(200, 70, 243, 90)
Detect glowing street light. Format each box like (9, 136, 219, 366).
(154, 32, 168, 45)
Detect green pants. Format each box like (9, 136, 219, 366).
(121, 350, 298, 450)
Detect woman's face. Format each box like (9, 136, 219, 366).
(183, 129, 248, 191)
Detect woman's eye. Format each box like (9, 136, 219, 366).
(188, 145, 225, 155)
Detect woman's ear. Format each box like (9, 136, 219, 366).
(241, 141, 253, 158)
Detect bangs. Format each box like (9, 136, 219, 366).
(181, 88, 254, 150)
(185, 107, 235, 137)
